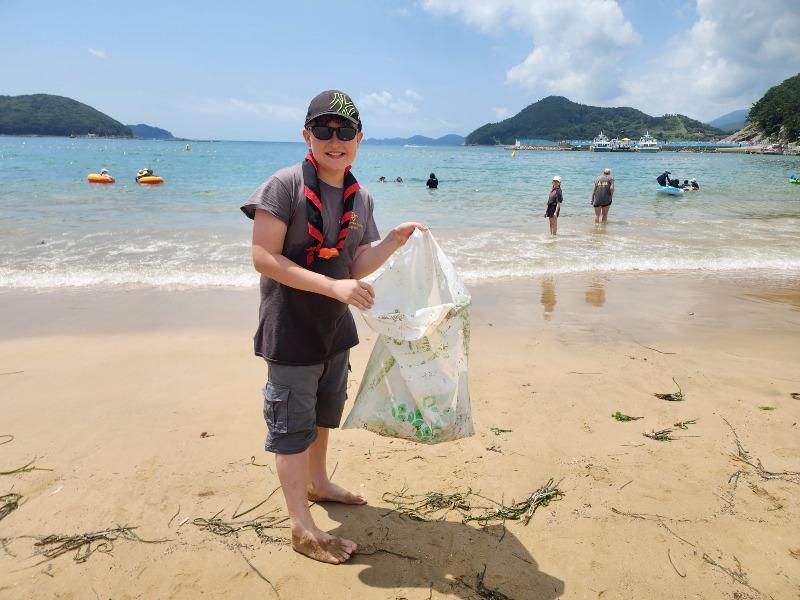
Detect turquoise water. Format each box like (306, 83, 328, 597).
(1, 136, 799, 288)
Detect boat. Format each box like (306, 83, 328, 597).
(138, 176, 164, 185)
(637, 132, 661, 152)
(611, 137, 634, 152)
(656, 185, 683, 196)
(591, 131, 612, 152)
(87, 173, 114, 184)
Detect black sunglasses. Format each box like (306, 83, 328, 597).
(307, 125, 358, 142)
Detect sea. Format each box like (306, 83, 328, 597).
(1, 137, 799, 289)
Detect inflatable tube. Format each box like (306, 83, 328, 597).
(137, 176, 164, 185)
(790, 175, 800, 184)
(656, 185, 684, 196)
(87, 173, 114, 184)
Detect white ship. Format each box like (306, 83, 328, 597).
(637, 132, 661, 152)
(591, 131, 612, 152)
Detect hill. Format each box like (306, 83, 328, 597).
(706, 109, 748, 133)
(465, 96, 724, 145)
(364, 134, 464, 146)
(0, 94, 132, 137)
(746, 73, 800, 143)
(128, 123, 174, 139)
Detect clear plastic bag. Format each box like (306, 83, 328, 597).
(343, 230, 473, 443)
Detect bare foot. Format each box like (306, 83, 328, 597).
(307, 480, 367, 505)
(291, 527, 357, 564)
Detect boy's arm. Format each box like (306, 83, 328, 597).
(252, 209, 375, 310)
(350, 222, 427, 280)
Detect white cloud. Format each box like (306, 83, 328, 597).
(180, 97, 304, 122)
(618, 0, 800, 119)
(422, 0, 800, 120)
(421, 0, 640, 102)
(493, 107, 513, 120)
(358, 90, 418, 114)
(87, 48, 106, 59)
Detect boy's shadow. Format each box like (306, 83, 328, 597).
(322, 503, 564, 599)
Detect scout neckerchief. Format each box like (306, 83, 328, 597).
(302, 151, 359, 266)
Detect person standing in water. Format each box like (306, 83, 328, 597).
(544, 175, 563, 235)
(426, 173, 438, 189)
(591, 167, 614, 224)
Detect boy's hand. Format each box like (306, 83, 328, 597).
(330, 279, 375, 310)
(391, 222, 428, 246)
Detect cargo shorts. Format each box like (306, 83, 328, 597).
(262, 350, 350, 454)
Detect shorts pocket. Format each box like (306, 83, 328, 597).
(262, 382, 289, 434)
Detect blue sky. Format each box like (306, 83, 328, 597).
(1, 0, 797, 141)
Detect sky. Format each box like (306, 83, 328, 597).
(1, 0, 798, 141)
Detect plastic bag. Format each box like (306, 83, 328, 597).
(343, 230, 473, 443)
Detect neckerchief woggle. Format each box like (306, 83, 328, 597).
(302, 152, 359, 266)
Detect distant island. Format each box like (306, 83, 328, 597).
(0, 94, 132, 137)
(465, 96, 725, 145)
(706, 109, 748, 133)
(127, 123, 175, 140)
(364, 134, 464, 146)
(725, 73, 800, 146)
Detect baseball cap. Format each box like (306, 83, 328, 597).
(305, 90, 361, 129)
(552, 175, 561, 182)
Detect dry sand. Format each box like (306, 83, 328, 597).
(1, 272, 799, 599)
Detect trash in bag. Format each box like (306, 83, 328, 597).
(343, 230, 473, 444)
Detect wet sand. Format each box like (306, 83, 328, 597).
(1, 272, 799, 599)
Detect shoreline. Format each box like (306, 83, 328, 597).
(1, 269, 799, 598)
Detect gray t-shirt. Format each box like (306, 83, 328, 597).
(592, 175, 614, 207)
(241, 163, 380, 365)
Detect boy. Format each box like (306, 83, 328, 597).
(241, 90, 424, 564)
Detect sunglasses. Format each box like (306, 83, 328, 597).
(307, 125, 358, 142)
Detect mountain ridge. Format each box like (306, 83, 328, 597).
(364, 133, 464, 146)
(0, 94, 132, 137)
(465, 96, 724, 145)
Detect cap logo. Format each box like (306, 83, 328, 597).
(330, 92, 357, 118)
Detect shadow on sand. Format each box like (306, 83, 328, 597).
(322, 503, 564, 599)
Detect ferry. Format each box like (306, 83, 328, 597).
(637, 132, 661, 152)
(591, 131, 612, 152)
(611, 137, 634, 152)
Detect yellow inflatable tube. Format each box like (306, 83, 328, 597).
(138, 176, 164, 185)
(87, 173, 114, 184)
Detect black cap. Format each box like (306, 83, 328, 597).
(305, 90, 361, 129)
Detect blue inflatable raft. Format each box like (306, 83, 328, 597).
(656, 185, 684, 196)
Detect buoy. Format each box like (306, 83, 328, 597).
(511, 150, 517, 158)
(185, 144, 191, 152)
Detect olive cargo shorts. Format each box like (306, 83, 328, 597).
(262, 350, 350, 454)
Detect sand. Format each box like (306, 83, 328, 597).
(1, 272, 799, 599)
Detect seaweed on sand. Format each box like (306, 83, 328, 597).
(381, 488, 472, 521)
(643, 428, 675, 441)
(654, 378, 684, 401)
(33, 527, 168, 563)
(0, 493, 21, 521)
(612, 411, 643, 422)
(673, 419, 697, 430)
(465, 479, 564, 526)
(192, 510, 289, 542)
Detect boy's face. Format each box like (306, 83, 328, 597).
(302, 117, 363, 175)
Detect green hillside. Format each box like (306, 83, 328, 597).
(748, 73, 800, 143)
(0, 94, 132, 137)
(128, 123, 174, 139)
(465, 96, 724, 145)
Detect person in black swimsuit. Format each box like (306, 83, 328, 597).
(545, 175, 563, 235)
